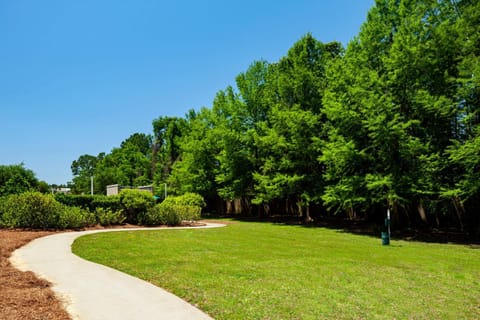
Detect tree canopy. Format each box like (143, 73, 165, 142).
(0, 164, 41, 196)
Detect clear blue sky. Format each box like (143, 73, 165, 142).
(0, 0, 374, 185)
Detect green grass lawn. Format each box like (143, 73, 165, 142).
(72, 220, 480, 319)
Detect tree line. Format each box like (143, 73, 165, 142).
(70, 0, 480, 236)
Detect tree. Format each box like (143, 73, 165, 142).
(71, 133, 154, 195)
(211, 87, 255, 204)
(320, 0, 479, 228)
(0, 164, 39, 196)
(152, 116, 187, 188)
(442, 0, 480, 235)
(71, 153, 104, 194)
(94, 134, 153, 193)
(252, 34, 341, 221)
(121, 133, 153, 155)
(167, 108, 222, 212)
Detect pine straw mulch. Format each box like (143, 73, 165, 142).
(0, 230, 71, 320)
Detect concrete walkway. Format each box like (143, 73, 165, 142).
(10, 223, 225, 320)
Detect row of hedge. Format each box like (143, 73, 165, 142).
(0, 190, 205, 230)
(54, 193, 122, 212)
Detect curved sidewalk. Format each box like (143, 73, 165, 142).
(10, 223, 224, 320)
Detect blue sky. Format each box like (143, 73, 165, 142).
(0, 0, 374, 185)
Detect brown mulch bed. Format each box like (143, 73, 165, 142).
(0, 230, 71, 320)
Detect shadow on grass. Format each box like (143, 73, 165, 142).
(202, 213, 480, 247)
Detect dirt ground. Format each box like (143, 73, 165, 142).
(0, 230, 71, 320)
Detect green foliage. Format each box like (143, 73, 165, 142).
(95, 207, 126, 226)
(58, 206, 96, 229)
(318, 0, 480, 227)
(176, 204, 202, 221)
(55, 194, 121, 212)
(211, 87, 255, 201)
(92, 195, 121, 211)
(0, 196, 6, 222)
(70, 133, 155, 195)
(36, 181, 51, 193)
(121, 133, 153, 155)
(143, 203, 179, 226)
(94, 141, 152, 192)
(152, 116, 187, 187)
(55, 193, 94, 209)
(251, 35, 339, 219)
(119, 189, 155, 224)
(143, 193, 204, 226)
(167, 109, 221, 198)
(0, 192, 62, 229)
(0, 191, 97, 229)
(144, 202, 201, 226)
(162, 193, 206, 208)
(0, 164, 39, 197)
(70, 153, 104, 194)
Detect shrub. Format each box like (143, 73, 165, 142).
(0, 196, 6, 222)
(119, 189, 155, 224)
(58, 206, 96, 229)
(0, 192, 62, 229)
(92, 195, 121, 211)
(0, 164, 38, 197)
(143, 203, 183, 226)
(162, 193, 206, 208)
(176, 204, 202, 221)
(55, 194, 121, 212)
(178, 192, 206, 208)
(55, 193, 94, 209)
(143, 204, 172, 226)
(95, 207, 126, 226)
(143, 194, 203, 226)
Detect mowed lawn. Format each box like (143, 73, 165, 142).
(72, 221, 480, 319)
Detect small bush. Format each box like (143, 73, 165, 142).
(143, 194, 203, 226)
(119, 189, 155, 224)
(176, 204, 202, 221)
(143, 203, 184, 226)
(178, 192, 206, 208)
(58, 206, 96, 229)
(0, 192, 62, 229)
(0, 192, 98, 229)
(162, 193, 206, 208)
(95, 207, 126, 226)
(143, 204, 171, 226)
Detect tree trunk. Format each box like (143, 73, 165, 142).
(390, 201, 400, 227)
(303, 205, 313, 223)
(452, 196, 465, 231)
(346, 207, 356, 220)
(234, 198, 242, 214)
(226, 200, 233, 214)
(417, 201, 428, 224)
